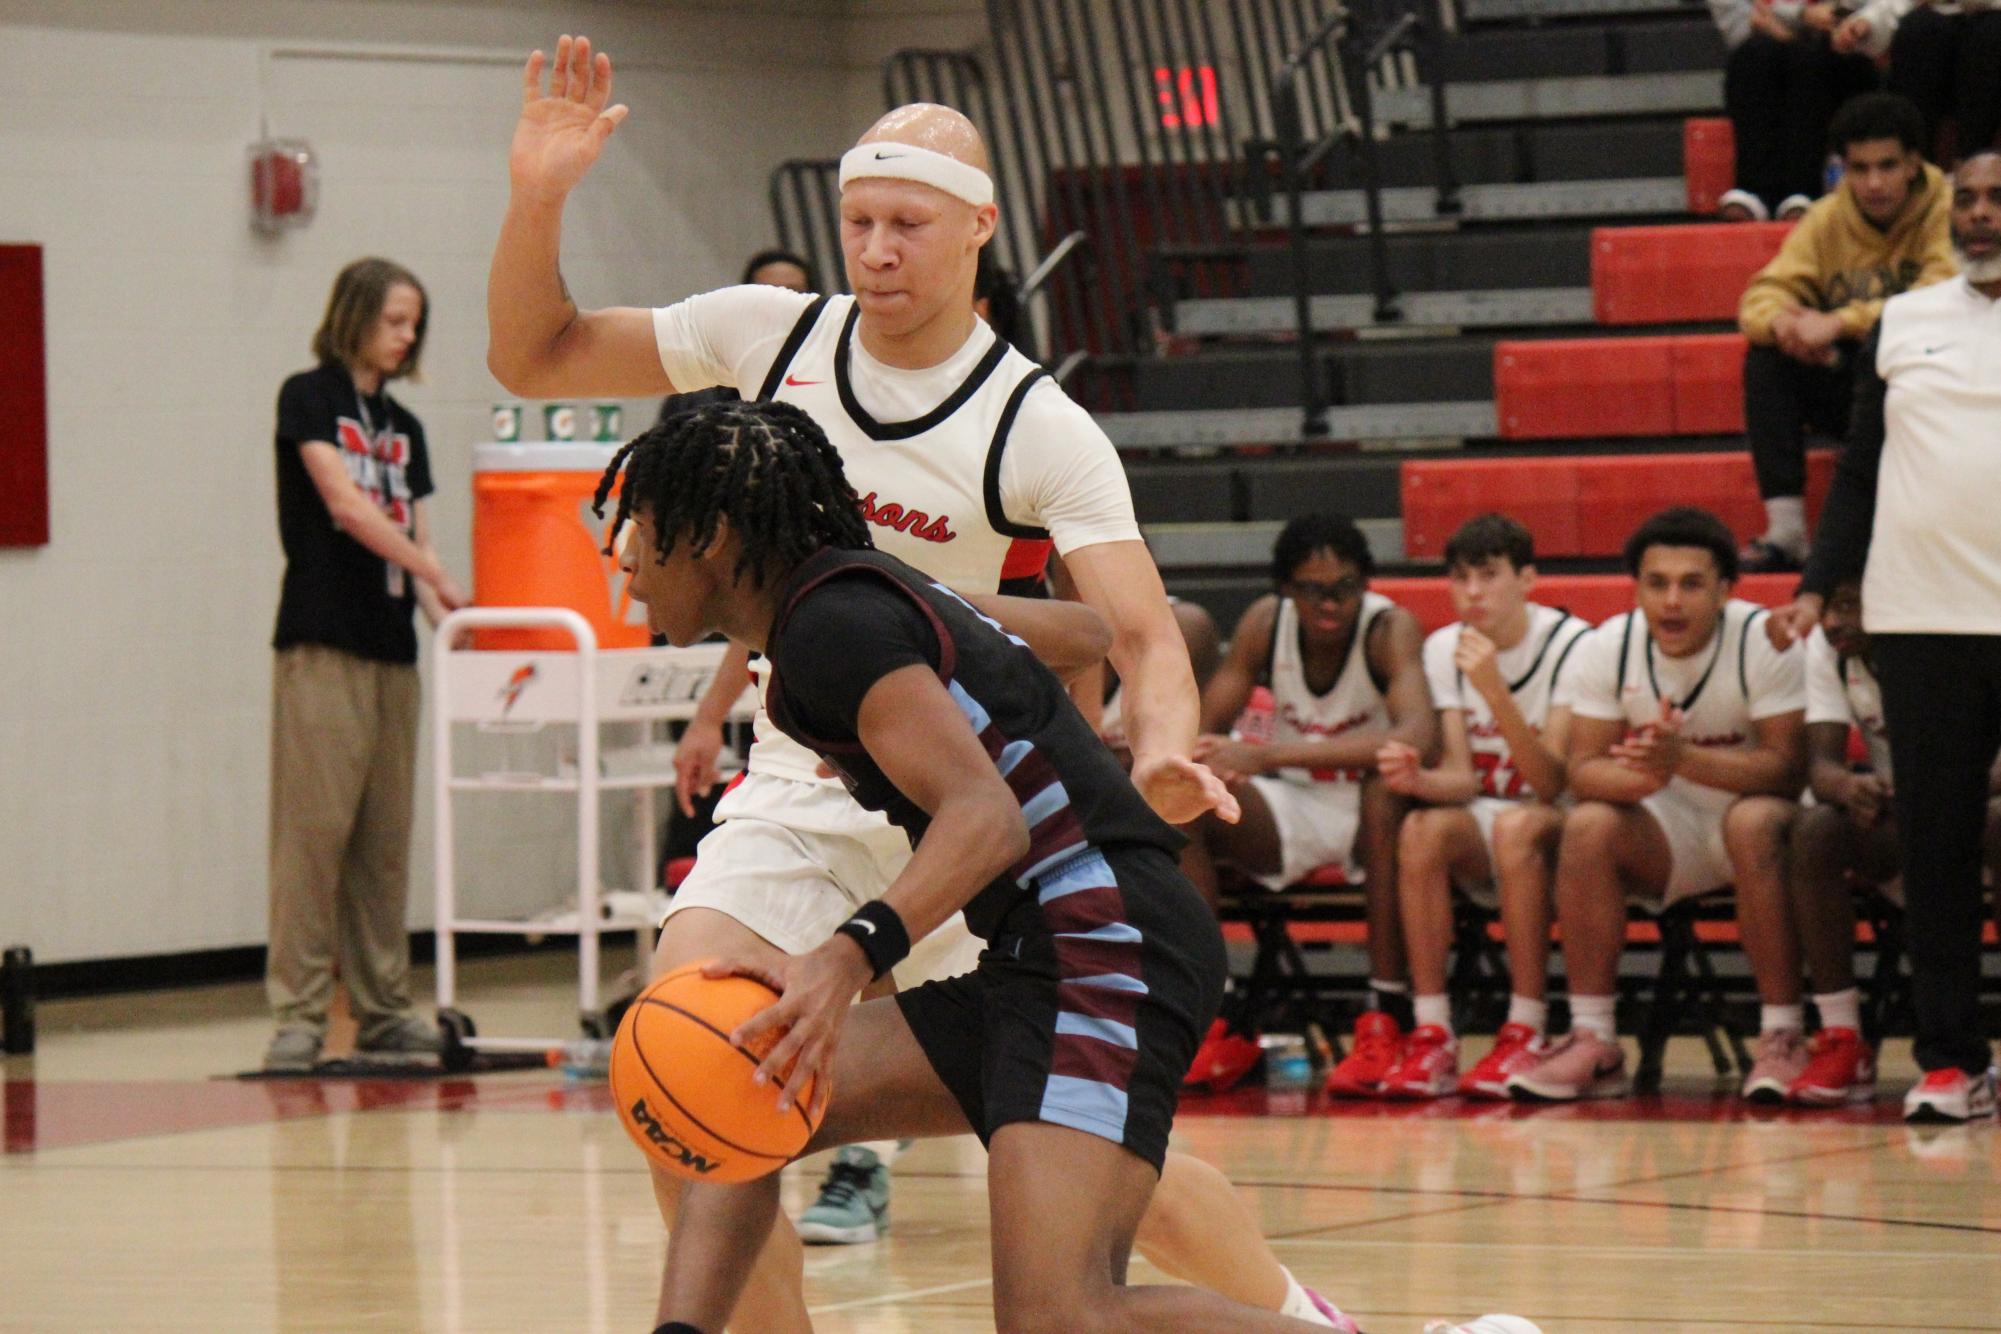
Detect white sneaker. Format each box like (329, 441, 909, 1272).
(1424, 1318, 1543, 1334)
(1903, 1067, 1999, 1123)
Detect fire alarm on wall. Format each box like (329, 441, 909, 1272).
(248, 139, 318, 232)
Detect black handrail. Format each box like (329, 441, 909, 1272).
(1271, 0, 1463, 436)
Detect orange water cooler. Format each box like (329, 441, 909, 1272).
(472, 443, 650, 650)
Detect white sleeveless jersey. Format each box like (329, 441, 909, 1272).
(1422, 604, 1590, 800)
(1562, 599, 1807, 815)
(1804, 627, 1893, 781)
(656, 292, 1135, 787)
(1265, 591, 1396, 786)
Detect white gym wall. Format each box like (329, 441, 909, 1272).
(0, 0, 978, 963)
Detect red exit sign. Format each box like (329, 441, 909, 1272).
(1155, 65, 1219, 130)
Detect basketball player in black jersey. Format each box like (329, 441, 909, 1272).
(603, 400, 1343, 1334)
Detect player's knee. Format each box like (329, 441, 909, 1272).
(1789, 803, 1849, 872)
(1559, 802, 1622, 858)
(1492, 805, 1559, 873)
(1724, 796, 1793, 858)
(1398, 807, 1448, 868)
(995, 1283, 1111, 1334)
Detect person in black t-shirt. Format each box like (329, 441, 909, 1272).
(594, 399, 1350, 1334)
(264, 257, 467, 1072)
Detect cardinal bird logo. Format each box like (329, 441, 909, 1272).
(498, 664, 538, 718)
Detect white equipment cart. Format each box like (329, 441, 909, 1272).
(429, 606, 751, 1069)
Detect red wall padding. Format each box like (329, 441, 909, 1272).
(0, 245, 47, 547)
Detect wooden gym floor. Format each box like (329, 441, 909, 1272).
(1, 953, 1994, 1332)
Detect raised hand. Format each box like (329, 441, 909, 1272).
(511, 35, 629, 204)
(1454, 626, 1506, 704)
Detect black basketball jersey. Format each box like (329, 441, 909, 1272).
(764, 546, 1183, 938)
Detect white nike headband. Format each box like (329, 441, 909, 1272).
(838, 143, 994, 207)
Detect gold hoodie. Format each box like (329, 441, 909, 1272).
(1738, 160, 1956, 344)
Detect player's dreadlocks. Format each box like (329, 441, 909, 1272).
(593, 398, 874, 585)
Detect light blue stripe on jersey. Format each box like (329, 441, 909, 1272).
(929, 580, 1028, 648)
(945, 679, 991, 734)
(1039, 1074, 1129, 1140)
(1055, 921, 1142, 944)
(1067, 972, 1149, 995)
(997, 739, 1034, 777)
(1055, 1010, 1139, 1049)
(1019, 780, 1071, 829)
(1034, 848, 1114, 902)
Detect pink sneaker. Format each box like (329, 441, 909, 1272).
(1324, 1011, 1404, 1098)
(1742, 1028, 1808, 1105)
(1786, 1027, 1876, 1106)
(1463, 1022, 1550, 1099)
(1303, 1287, 1362, 1332)
(1384, 1024, 1460, 1099)
(1505, 1031, 1629, 1102)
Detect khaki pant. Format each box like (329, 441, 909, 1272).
(267, 644, 421, 1038)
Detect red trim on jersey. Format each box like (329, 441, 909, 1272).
(1000, 536, 1054, 582)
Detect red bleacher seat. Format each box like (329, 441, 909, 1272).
(1493, 337, 1676, 439)
(1670, 332, 1748, 434)
(1592, 222, 1792, 325)
(1372, 571, 1799, 633)
(1401, 450, 1834, 561)
(1493, 333, 1749, 439)
(1683, 117, 1735, 215)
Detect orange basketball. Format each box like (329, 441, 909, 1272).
(609, 960, 824, 1183)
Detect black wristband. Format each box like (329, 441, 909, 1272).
(654, 1323, 704, 1334)
(835, 901, 911, 980)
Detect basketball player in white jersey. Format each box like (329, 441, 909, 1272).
(1507, 508, 1807, 1103)
(487, 36, 1364, 1334)
(1784, 578, 2001, 1105)
(1373, 514, 1590, 1099)
(1178, 514, 1437, 1098)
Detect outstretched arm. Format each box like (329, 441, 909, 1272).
(964, 592, 1112, 684)
(487, 37, 668, 397)
(1063, 540, 1238, 825)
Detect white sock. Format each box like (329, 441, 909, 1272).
(1506, 995, 1548, 1035)
(1760, 1003, 1805, 1035)
(1763, 496, 1807, 554)
(1814, 988, 1861, 1033)
(1279, 1267, 1334, 1325)
(1414, 993, 1453, 1034)
(1570, 994, 1617, 1042)
(1369, 978, 1408, 997)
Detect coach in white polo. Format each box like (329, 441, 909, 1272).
(1774, 151, 2001, 1124)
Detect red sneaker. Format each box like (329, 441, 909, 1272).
(1462, 1023, 1549, 1100)
(1324, 1011, 1405, 1098)
(1786, 1027, 1877, 1107)
(1183, 1018, 1263, 1092)
(1384, 1024, 1460, 1099)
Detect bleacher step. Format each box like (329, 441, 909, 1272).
(1297, 176, 1685, 227)
(1377, 71, 1723, 127)
(1144, 520, 1405, 573)
(1104, 402, 1498, 449)
(1178, 288, 1596, 336)
(1463, 0, 1705, 20)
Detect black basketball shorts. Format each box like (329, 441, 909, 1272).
(894, 844, 1225, 1172)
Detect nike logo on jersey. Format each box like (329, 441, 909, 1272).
(857, 490, 956, 543)
(873, 150, 903, 160)
(1923, 344, 1953, 355)
(784, 375, 824, 387)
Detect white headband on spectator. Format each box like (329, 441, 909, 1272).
(838, 143, 994, 207)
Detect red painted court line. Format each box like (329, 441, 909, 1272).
(1178, 1084, 1911, 1124)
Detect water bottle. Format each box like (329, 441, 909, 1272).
(1233, 685, 1279, 744)
(1261, 1033, 1313, 1090)
(549, 1037, 613, 1081)
(2, 946, 34, 1056)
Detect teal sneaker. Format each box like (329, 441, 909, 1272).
(795, 1146, 889, 1244)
